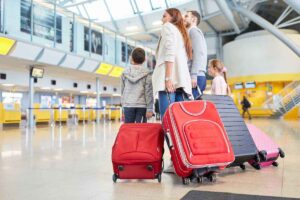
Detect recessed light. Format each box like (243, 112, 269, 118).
(1, 83, 14, 87)
(40, 87, 51, 90)
(126, 26, 138, 31)
(152, 20, 162, 26)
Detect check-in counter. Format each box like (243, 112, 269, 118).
(53, 105, 68, 122)
(33, 103, 51, 123)
(75, 105, 89, 121)
(109, 107, 121, 121)
(0, 103, 21, 124)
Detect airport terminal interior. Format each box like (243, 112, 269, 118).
(0, 0, 300, 199)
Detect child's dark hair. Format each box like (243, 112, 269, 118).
(131, 47, 146, 64)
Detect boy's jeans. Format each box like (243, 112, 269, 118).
(124, 107, 147, 123)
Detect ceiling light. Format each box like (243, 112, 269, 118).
(54, 88, 63, 91)
(152, 20, 162, 26)
(40, 87, 51, 90)
(1, 83, 14, 87)
(112, 94, 121, 97)
(126, 26, 138, 31)
(80, 91, 88, 94)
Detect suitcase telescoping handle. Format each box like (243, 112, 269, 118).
(165, 130, 174, 150)
(166, 86, 202, 102)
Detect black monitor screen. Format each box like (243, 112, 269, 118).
(234, 83, 243, 90)
(245, 81, 256, 89)
(31, 67, 44, 78)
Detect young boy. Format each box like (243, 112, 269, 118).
(121, 47, 153, 123)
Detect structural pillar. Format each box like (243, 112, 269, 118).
(96, 77, 100, 124)
(28, 68, 34, 128)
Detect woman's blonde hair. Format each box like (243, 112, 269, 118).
(209, 59, 231, 94)
(209, 59, 224, 73)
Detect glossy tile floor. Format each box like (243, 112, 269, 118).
(0, 118, 299, 200)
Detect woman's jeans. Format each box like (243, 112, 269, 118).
(158, 89, 186, 117)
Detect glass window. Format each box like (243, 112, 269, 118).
(107, 0, 134, 20)
(65, 1, 111, 23)
(149, 0, 165, 10)
(134, 0, 152, 13)
(167, 0, 190, 7)
(20, 0, 62, 43)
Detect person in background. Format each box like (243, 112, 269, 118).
(208, 59, 230, 95)
(184, 10, 208, 99)
(241, 96, 252, 120)
(121, 47, 154, 123)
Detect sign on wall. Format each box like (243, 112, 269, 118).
(121, 42, 134, 63)
(84, 26, 102, 55)
(20, 0, 62, 43)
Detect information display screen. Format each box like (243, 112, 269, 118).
(31, 67, 44, 78)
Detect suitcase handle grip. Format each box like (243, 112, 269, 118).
(165, 131, 173, 150)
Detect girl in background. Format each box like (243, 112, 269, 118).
(208, 59, 231, 95)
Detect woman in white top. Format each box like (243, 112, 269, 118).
(152, 8, 193, 117)
(208, 59, 230, 95)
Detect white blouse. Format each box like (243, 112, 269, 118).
(152, 22, 192, 98)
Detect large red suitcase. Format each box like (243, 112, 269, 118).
(246, 124, 285, 169)
(112, 123, 164, 183)
(163, 100, 235, 185)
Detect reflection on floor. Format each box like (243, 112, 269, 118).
(0, 118, 299, 200)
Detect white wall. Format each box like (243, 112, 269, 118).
(223, 30, 300, 78)
(0, 68, 121, 94)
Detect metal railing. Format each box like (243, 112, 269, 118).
(263, 81, 300, 117)
(23, 106, 123, 128)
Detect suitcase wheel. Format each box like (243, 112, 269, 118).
(112, 174, 118, 183)
(254, 154, 260, 162)
(259, 151, 267, 161)
(208, 174, 217, 183)
(240, 164, 246, 170)
(253, 163, 261, 170)
(197, 176, 203, 184)
(279, 148, 285, 158)
(182, 178, 190, 185)
(157, 174, 162, 183)
(272, 162, 279, 167)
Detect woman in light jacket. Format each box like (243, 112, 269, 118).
(152, 8, 193, 117)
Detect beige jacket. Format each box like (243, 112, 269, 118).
(152, 22, 192, 97)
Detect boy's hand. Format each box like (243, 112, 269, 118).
(146, 112, 153, 119)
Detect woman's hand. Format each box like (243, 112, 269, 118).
(165, 79, 175, 93)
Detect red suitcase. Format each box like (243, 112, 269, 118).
(163, 100, 235, 185)
(246, 124, 285, 169)
(112, 123, 164, 183)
